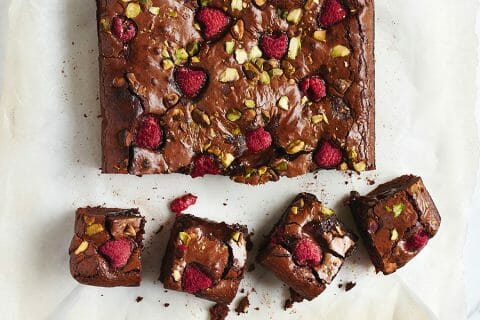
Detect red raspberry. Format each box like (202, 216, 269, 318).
(299, 76, 327, 102)
(195, 7, 232, 41)
(170, 194, 198, 214)
(314, 140, 343, 168)
(259, 33, 289, 60)
(318, 0, 347, 28)
(99, 239, 133, 269)
(111, 16, 137, 42)
(174, 66, 208, 100)
(405, 230, 429, 252)
(191, 155, 221, 178)
(183, 265, 213, 293)
(293, 238, 322, 266)
(245, 128, 272, 153)
(135, 115, 162, 149)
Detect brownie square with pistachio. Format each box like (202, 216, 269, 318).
(69, 207, 146, 287)
(257, 193, 357, 300)
(348, 175, 441, 274)
(160, 214, 249, 304)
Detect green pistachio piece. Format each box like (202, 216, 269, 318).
(231, 231, 241, 242)
(393, 203, 405, 217)
(244, 99, 256, 108)
(330, 45, 350, 58)
(125, 3, 141, 18)
(85, 224, 104, 236)
(231, 0, 243, 10)
(148, 6, 160, 15)
(269, 68, 284, 78)
(275, 162, 288, 171)
(390, 229, 399, 241)
(226, 108, 242, 121)
(219, 68, 240, 82)
(321, 206, 334, 216)
(353, 161, 366, 172)
(291, 206, 298, 214)
(221, 153, 235, 167)
(287, 37, 301, 59)
(258, 166, 268, 175)
(174, 48, 188, 64)
(259, 71, 271, 85)
(178, 231, 191, 245)
(225, 41, 235, 54)
(277, 96, 289, 110)
(313, 30, 327, 42)
(286, 139, 305, 154)
(74, 241, 89, 255)
(311, 114, 323, 124)
(162, 59, 174, 70)
(286, 8, 303, 24)
(186, 42, 200, 56)
(248, 45, 263, 60)
(235, 48, 248, 64)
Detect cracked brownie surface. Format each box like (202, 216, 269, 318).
(96, 0, 375, 184)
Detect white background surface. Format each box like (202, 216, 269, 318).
(0, 0, 479, 319)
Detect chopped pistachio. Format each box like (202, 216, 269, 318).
(125, 3, 141, 18)
(172, 270, 181, 282)
(232, 127, 241, 135)
(301, 96, 309, 105)
(225, 41, 235, 54)
(313, 30, 327, 42)
(231, 231, 241, 242)
(174, 48, 188, 64)
(242, 109, 256, 121)
(281, 60, 295, 77)
(242, 62, 260, 81)
(85, 224, 104, 236)
(248, 46, 263, 60)
(275, 161, 288, 171)
(162, 59, 174, 70)
(231, 20, 245, 40)
(321, 206, 334, 216)
(259, 71, 271, 84)
(277, 96, 289, 110)
(168, 10, 178, 18)
(208, 145, 221, 156)
(219, 68, 240, 82)
(353, 161, 366, 173)
(392, 203, 405, 218)
(200, 0, 210, 6)
(269, 68, 284, 78)
(100, 18, 110, 31)
(161, 47, 170, 58)
(390, 229, 399, 241)
(258, 166, 268, 175)
(235, 48, 248, 64)
(286, 139, 305, 154)
(244, 99, 256, 108)
(221, 153, 235, 167)
(231, 0, 243, 11)
(254, 0, 267, 6)
(348, 148, 358, 161)
(330, 45, 351, 58)
(290, 206, 298, 214)
(148, 6, 160, 15)
(186, 42, 200, 56)
(311, 114, 324, 124)
(339, 162, 348, 171)
(74, 241, 89, 255)
(254, 58, 265, 70)
(286, 8, 303, 24)
(287, 37, 301, 59)
(191, 56, 200, 63)
(226, 108, 242, 121)
(178, 231, 191, 245)
(298, 198, 305, 207)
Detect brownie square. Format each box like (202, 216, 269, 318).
(257, 193, 357, 300)
(348, 175, 441, 274)
(160, 214, 249, 304)
(96, 0, 375, 184)
(69, 207, 146, 287)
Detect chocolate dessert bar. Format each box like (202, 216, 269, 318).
(96, 0, 375, 184)
(160, 214, 249, 304)
(69, 207, 145, 287)
(348, 175, 441, 274)
(257, 193, 357, 300)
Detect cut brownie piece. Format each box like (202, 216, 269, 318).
(160, 214, 249, 304)
(257, 193, 357, 300)
(69, 207, 145, 287)
(96, 0, 375, 184)
(348, 175, 441, 274)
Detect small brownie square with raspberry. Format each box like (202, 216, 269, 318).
(348, 175, 441, 274)
(69, 207, 145, 287)
(160, 214, 249, 304)
(257, 193, 357, 300)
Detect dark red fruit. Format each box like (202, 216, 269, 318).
(183, 265, 213, 293)
(136, 115, 162, 149)
(191, 155, 221, 178)
(299, 76, 327, 102)
(259, 33, 289, 60)
(195, 7, 232, 41)
(405, 230, 429, 252)
(111, 16, 137, 42)
(99, 239, 133, 269)
(314, 140, 343, 168)
(174, 66, 208, 99)
(245, 128, 272, 153)
(293, 238, 322, 266)
(318, 0, 347, 28)
(170, 194, 198, 214)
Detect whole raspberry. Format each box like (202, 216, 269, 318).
(174, 66, 208, 100)
(170, 194, 198, 214)
(111, 16, 137, 42)
(259, 33, 289, 60)
(299, 76, 327, 102)
(245, 128, 272, 153)
(314, 140, 343, 168)
(318, 0, 347, 28)
(405, 230, 429, 252)
(191, 155, 221, 178)
(135, 115, 162, 149)
(293, 238, 322, 266)
(195, 7, 232, 41)
(183, 265, 213, 293)
(99, 239, 133, 269)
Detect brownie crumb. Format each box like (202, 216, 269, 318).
(240, 288, 245, 294)
(366, 178, 375, 185)
(247, 263, 256, 272)
(164, 303, 170, 307)
(338, 283, 343, 288)
(284, 288, 304, 310)
(254, 307, 260, 311)
(345, 281, 356, 291)
(135, 296, 143, 303)
(209, 303, 229, 320)
(235, 296, 250, 315)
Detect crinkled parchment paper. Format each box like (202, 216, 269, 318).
(0, 0, 478, 319)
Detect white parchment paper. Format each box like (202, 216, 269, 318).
(0, 0, 478, 319)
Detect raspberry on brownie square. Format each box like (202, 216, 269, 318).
(96, 0, 374, 184)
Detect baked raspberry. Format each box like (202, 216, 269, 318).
(259, 33, 289, 60)
(111, 16, 137, 42)
(405, 230, 429, 252)
(174, 66, 208, 100)
(195, 7, 232, 41)
(99, 239, 133, 269)
(293, 238, 322, 266)
(191, 155, 221, 178)
(318, 0, 347, 28)
(170, 194, 198, 214)
(314, 140, 343, 168)
(135, 115, 162, 149)
(299, 76, 327, 102)
(183, 265, 213, 293)
(245, 128, 272, 153)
